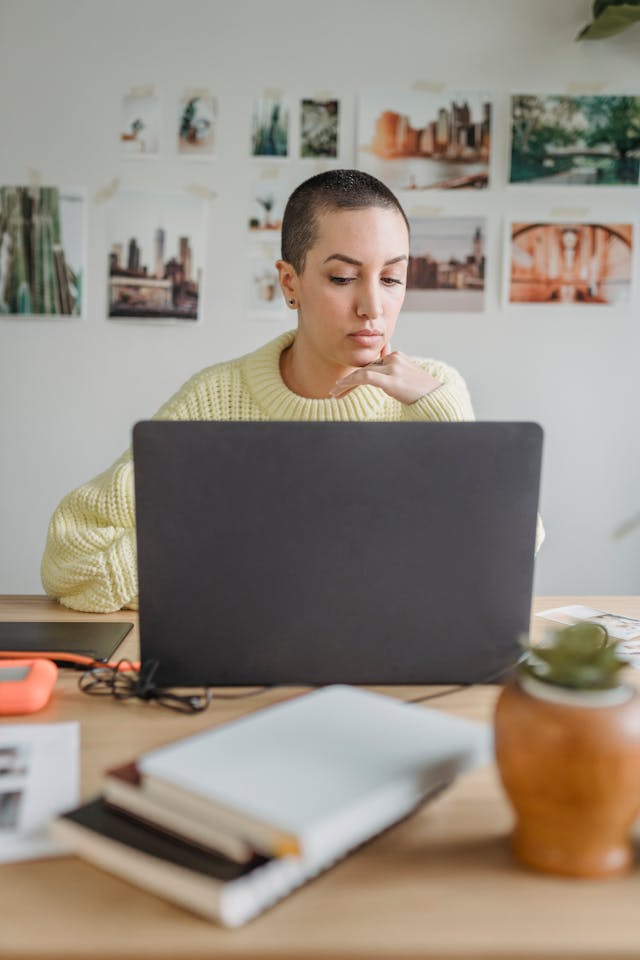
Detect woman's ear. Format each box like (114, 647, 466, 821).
(275, 259, 299, 309)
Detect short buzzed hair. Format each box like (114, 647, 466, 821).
(281, 169, 410, 274)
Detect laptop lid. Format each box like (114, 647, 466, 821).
(133, 421, 543, 687)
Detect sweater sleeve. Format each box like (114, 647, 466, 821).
(40, 450, 139, 612)
(401, 359, 475, 422)
(40, 367, 229, 613)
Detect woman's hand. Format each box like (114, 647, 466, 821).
(329, 344, 442, 405)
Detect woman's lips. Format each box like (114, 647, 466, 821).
(348, 331, 383, 347)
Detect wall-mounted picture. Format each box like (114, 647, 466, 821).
(251, 98, 290, 157)
(248, 170, 290, 232)
(300, 99, 340, 158)
(358, 90, 491, 190)
(510, 95, 640, 185)
(120, 91, 160, 156)
(248, 243, 284, 316)
(178, 94, 217, 157)
(0, 186, 84, 317)
(508, 222, 633, 304)
(404, 216, 486, 311)
(107, 191, 205, 321)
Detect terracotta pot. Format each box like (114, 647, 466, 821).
(494, 674, 640, 878)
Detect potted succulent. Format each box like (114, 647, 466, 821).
(494, 622, 640, 877)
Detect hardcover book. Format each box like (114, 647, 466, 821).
(138, 685, 491, 859)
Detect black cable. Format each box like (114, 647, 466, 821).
(404, 661, 518, 704)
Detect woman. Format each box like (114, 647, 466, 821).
(41, 169, 478, 613)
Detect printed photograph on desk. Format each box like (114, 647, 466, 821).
(0, 186, 85, 318)
(508, 221, 633, 305)
(120, 90, 160, 157)
(357, 89, 491, 190)
(107, 191, 205, 322)
(251, 97, 290, 157)
(247, 242, 284, 318)
(177, 92, 217, 158)
(510, 95, 640, 186)
(300, 98, 340, 158)
(404, 216, 486, 312)
(248, 168, 290, 233)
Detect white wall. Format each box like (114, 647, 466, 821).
(1, 0, 639, 595)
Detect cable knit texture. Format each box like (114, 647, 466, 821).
(41, 330, 541, 612)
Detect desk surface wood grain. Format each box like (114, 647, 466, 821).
(1, 595, 639, 960)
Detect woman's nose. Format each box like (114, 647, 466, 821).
(356, 282, 382, 320)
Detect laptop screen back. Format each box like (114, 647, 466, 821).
(133, 421, 543, 686)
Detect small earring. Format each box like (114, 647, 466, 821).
(289, 298, 296, 307)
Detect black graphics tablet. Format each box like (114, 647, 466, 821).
(133, 420, 543, 688)
(0, 621, 134, 666)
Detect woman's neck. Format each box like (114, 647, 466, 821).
(280, 339, 352, 399)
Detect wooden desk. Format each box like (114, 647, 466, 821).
(1, 596, 640, 960)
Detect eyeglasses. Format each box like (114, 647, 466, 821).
(79, 659, 212, 714)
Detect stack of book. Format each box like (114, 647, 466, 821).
(51, 685, 490, 927)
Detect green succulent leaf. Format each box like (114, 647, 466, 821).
(577, 2, 640, 39)
(519, 622, 627, 690)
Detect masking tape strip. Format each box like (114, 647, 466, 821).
(408, 205, 444, 218)
(128, 84, 155, 99)
(311, 91, 333, 102)
(263, 87, 283, 100)
(27, 168, 41, 187)
(565, 82, 605, 95)
(93, 178, 120, 204)
(549, 207, 590, 219)
(183, 88, 211, 101)
(412, 80, 446, 93)
(258, 165, 281, 179)
(185, 183, 217, 200)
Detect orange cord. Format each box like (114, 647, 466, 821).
(0, 650, 140, 671)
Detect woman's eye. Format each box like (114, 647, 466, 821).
(330, 276, 355, 284)
(382, 277, 404, 286)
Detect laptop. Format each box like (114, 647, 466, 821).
(132, 421, 543, 687)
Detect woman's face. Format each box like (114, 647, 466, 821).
(280, 206, 409, 373)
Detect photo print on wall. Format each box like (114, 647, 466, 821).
(404, 216, 486, 312)
(508, 222, 633, 304)
(510, 95, 640, 186)
(107, 191, 205, 322)
(0, 186, 84, 318)
(251, 97, 290, 157)
(248, 167, 290, 233)
(300, 98, 340, 158)
(120, 90, 160, 157)
(358, 89, 491, 190)
(247, 241, 285, 318)
(178, 93, 217, 157)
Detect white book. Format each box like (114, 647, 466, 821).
(139, 685, 491, 861)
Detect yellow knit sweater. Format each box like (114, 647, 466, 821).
(41, 330, 486, 612)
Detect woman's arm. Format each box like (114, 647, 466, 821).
(40, 364, 231, 612)
(40, 450, 139, 613)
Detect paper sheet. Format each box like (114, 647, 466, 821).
(0, 722, 79, 862)
(536, 605, 640, 666)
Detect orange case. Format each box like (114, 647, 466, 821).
(0, 658, 58, 715)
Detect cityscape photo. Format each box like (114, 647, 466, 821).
(404, 217, 486, 311)
(107, 191, 204, 321)
(358, 90, 491, 189)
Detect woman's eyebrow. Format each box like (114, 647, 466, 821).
(322, 253, 408, 266)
